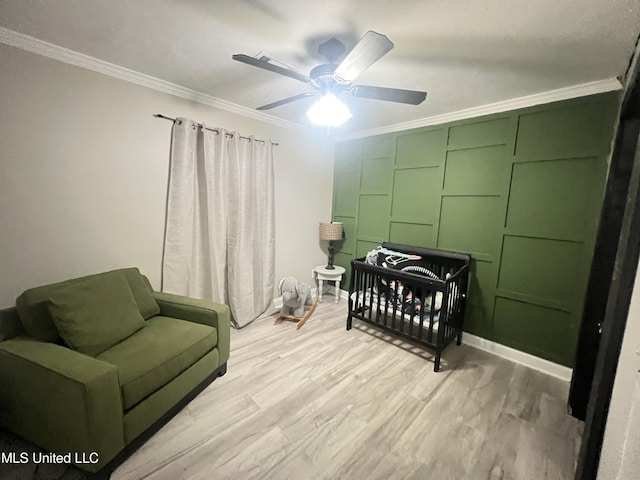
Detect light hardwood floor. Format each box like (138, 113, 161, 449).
(112, 302, 583, 480)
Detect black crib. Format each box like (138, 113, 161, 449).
(346, 242, 471, 372)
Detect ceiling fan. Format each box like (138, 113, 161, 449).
(232, 31, 427, 123)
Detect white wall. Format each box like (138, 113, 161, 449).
(598, 257, 640, 479)
(0, 43, 334, 308)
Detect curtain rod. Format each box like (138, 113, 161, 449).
(153, 114, 279, 146)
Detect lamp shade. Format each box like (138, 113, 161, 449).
(319, 221, 343, 241)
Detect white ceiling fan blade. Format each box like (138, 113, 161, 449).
(334, 31, 394, 83)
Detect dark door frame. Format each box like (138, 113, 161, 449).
(574, 62, 640, 478)
(568, 113, 637, 421)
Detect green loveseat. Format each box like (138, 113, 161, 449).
(0, 268, 230, 473)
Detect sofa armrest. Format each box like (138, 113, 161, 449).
(0, 336, 124, 470)
(153, 291, 230, 364)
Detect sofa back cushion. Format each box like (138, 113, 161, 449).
(47, 270, 146, 356)
(125, 271, 161, 319)
(16, 268, 160, 342)
(0, 307, 25, 342)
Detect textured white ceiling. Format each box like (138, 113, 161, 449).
(1, 0, 639, 134)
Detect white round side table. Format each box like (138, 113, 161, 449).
(312, 265, 346, 304)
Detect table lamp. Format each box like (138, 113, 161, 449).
(319, 221, 343, 270)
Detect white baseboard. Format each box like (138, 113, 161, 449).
(278, 288, 572, 381)
(461, 333, 573, 382)
(338, 288, 572, 381)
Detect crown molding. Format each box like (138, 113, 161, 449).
(0, 27, 302, 132)
(0, 26, 623, 140)
(336, 77, 623, 141)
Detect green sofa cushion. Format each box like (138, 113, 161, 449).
(47, 271, 146, 356)
(97, 316, 217, 410)
(123, 348, 219, 444)
(0, 307, 25, 342)
(16, 268, 159, 343)
(126, 270, 161, 319)
(153, 291, 231, 366)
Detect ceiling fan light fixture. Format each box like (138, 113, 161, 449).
(233, 31, 427, 120)
(306, 93, 352, 127)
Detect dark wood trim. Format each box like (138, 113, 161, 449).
(575, 122, 640, 479)
(569, 118, 636, 420)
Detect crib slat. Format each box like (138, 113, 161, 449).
(380, 275, 388, 327)
(427, 289, 436, 343)
(368, 275, 373, 320)
(391, 278, 399, 330)
(387, 276, 397, 333)
(373, 274, 381, 325)
(417, 289, 426, 340)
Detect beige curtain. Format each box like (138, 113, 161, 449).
(162, 118, 275, 328)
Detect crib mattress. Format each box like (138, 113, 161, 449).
(350, 290, 441, 328)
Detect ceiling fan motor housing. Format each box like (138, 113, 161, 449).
(317, 37, 346, 64)
(310, 63, 349, 87)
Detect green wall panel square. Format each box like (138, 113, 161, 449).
(437, 196, 501, 257)
(335, 157, 360, 174)
(389, 222, 434, 248)
(362, 135, 394, 158)
(464, 304, 490, 337)
(391, 168, 440, 222)
(360, 157, 392, 193)
(333, 171, 359, 217)
(333, 216, 356, 255)
(357, 195, 390, 240)
(515, 101, 613, 158)
(493, 297, 576, 366)
(356, 240, 381, 258)
(444, 145, 507, 194)
(506, 157, 599, 237)
(333, 251, 352, 286)
(396, 129, 445, 166)
(448, 117, 511, 147)
(335, 141, 360, 173)
(468, 259, 494, 308)
(498, 235, 584, 306)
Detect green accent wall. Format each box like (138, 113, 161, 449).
(332, 93, 619, 367)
